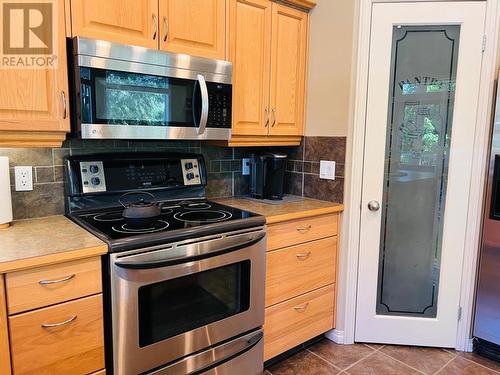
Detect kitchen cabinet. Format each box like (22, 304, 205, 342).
(264, 213, 338, 361)
(269, 4, 308, 136)
(230, 0, 272, 137)
(71, 0, 159, 49)
(159, 0, 226, 59)
(226, 0, 311, 147)
(1, 256, 105, 375)
(70, 0, 226, 60)
(0, 0, 70, 148)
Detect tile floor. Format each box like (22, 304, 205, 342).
(265, 339, 500, 374)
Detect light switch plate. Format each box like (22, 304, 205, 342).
(320, 160, 336, 180)
(15, 166, 33, 191)
(242, 158, 251, 175)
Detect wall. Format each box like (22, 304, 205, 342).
(0, 140, 248, 220)
(305, 0, 357, 137)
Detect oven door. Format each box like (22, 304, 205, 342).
(75, 66, 231, 140)
(110, 228, 265, 375)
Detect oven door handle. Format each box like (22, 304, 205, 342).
(114, 231, 265, 269)
(148, 329, 263, 375)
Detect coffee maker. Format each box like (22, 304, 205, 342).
(249, 152, 287, 200)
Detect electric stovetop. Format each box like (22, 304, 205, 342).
(70, 199, 265, 252)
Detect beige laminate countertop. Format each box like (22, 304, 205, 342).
(214, 197, 343, 224)
(0, 216, 107, 273)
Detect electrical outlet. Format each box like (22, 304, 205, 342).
(242, 158, 251, 175)
(15, 166, 33, 191)
(320, 160, 336, 180)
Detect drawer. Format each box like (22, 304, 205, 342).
(9, 294, 105, 375)
(266, 237, 337, 306)
(267, 214, 338, 250)
(264, 284, 335, 361)
(6, 257, 102, 314)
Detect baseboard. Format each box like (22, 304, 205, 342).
(466, 338, 474, 352)
(325, 329, 345, 344)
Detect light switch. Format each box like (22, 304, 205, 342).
(320, 160, 336, 180)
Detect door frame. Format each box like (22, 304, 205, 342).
(340, 0, 500, 351)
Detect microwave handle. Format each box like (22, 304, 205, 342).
(194, 74, 209, 136)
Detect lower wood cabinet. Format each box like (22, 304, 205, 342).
(266, 236, 336, 306)
(9, 294, 105, 374)
(264, 213, 339, 361)
(0, 256, 105, 375)
(264, 284, 335, 360)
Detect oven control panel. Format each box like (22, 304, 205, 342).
(80, 161, 106, 193)
(181, 159, 201, 186)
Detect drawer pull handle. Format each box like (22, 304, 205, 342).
(41, 315, 77, 328)
(296, 225, 312, 233)
(39, 274, 75, 285)
(296, 252, 311, 260)
(294, 302, 309, 312)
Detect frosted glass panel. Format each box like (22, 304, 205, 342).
(376, 26, 460, 318)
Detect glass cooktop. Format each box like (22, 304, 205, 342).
(74, 200, 257, 240)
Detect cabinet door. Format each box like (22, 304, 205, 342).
(159, 0, 226, 59)
(230, 0, 272, 136)
(269, 4, 308, 136)
(0, 0, 69, 136)
(71, 0, 159, 49)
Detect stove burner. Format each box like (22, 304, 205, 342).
(160, 207, 174, 214)
(112, 220, 170, 234)
(93, 212, 124, 222)
(174, 210, 232, 223)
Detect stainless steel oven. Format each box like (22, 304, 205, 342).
(69, 38, 232, 141)
(110, 227, 265, 375)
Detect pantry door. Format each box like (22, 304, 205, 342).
(356, 2, 486, 347)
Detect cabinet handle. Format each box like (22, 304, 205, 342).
(163, 16, 169, 42)
(294, 302, 309, 312)
(39, 273, 75, 285)
(296, 225, 312, 233)
(61, 91, 67, 119)
(271, 108, 276, 127)
(41, 315, 77, 328)
(296, 251, 311, 260)
(264, 108, 270, 127)
(152, 14, 158, 40)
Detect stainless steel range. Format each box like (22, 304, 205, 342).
(65, 152, 265, 375)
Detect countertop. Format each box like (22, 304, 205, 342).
(0, 216, 108, 273)
(214, 197, 343, 224)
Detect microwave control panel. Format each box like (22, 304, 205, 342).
(80, 161, 107, 193)
(181, 159, 201, 186)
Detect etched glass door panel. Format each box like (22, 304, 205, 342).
(376, 26, 460, 318)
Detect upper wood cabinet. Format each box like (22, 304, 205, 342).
(70, 0, 227, 59)
(71, 0, 159, 49)
(227, 0, 309, 146)
(159, 0, 226, 59)
(230, 0, 272, 136)
(0, 0, 70, 148)
(269, 4, 308, 136)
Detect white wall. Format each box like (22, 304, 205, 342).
(305, 0, 358, 137)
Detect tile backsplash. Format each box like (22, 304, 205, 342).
(284, 136, 346, 203)
(0, 136, 346, 220)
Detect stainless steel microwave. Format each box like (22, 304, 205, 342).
(69, 38, 232, 140)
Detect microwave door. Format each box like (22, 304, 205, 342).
(193, 74, 209, 136)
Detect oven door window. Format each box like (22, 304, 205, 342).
(81, 68, 197, 127)
(138, 260, 251, 347)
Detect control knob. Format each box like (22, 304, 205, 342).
(90, 177, 101, 186)
(186, 172, 195, 180)
(89, 165, 100, 174)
